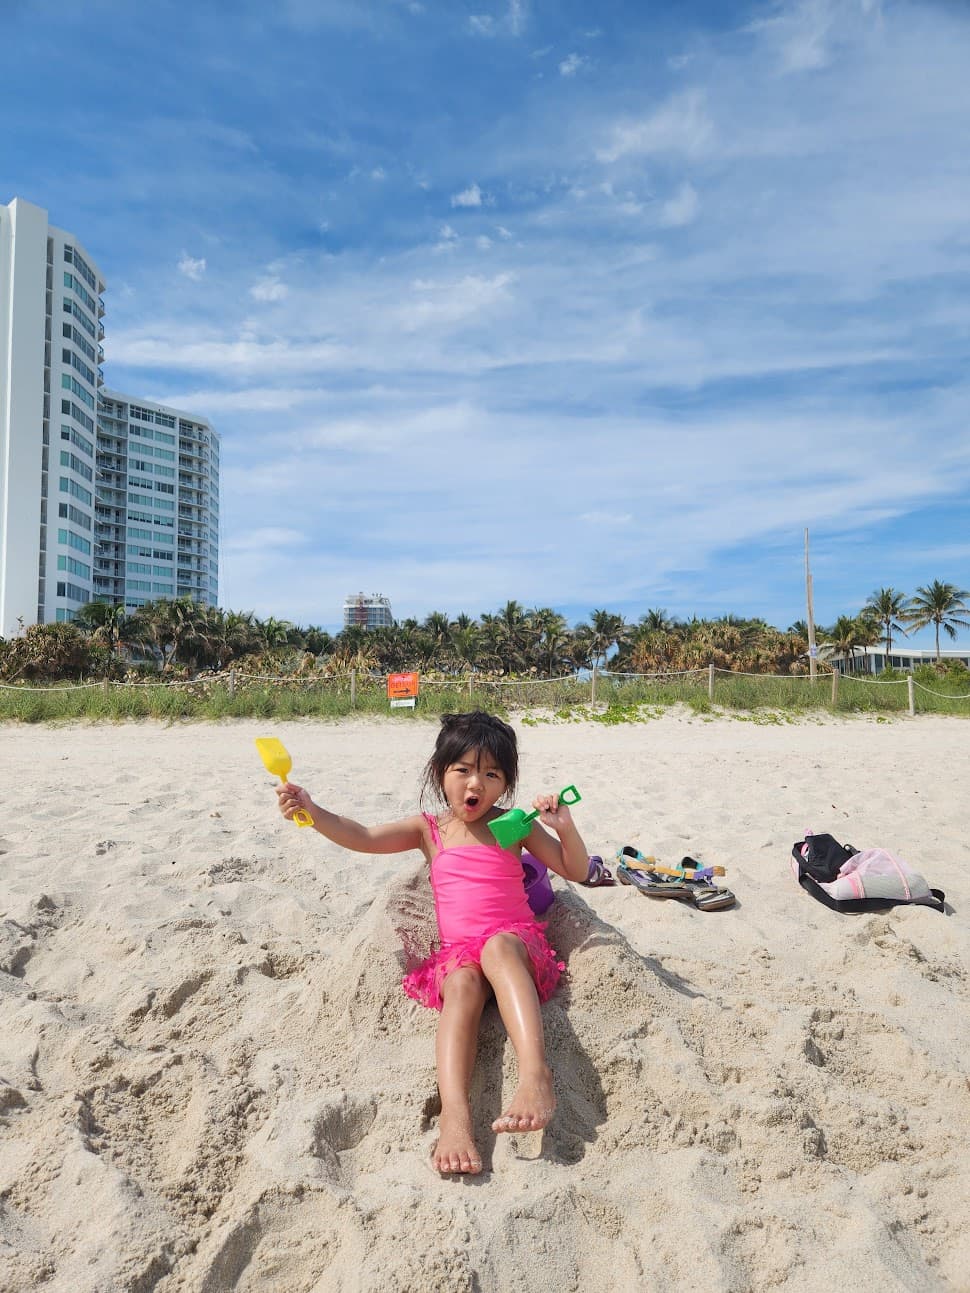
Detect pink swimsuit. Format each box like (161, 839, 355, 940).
(401, 813, 565, 1012)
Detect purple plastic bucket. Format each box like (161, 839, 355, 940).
(521, 852, 555, 915)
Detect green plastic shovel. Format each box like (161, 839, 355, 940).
(255, 736, 313, 827)
(488, 785, 582, 849)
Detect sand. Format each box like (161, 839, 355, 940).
(0, 711, 968, 1292)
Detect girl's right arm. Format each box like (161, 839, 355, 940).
(276, 781, 425, 854)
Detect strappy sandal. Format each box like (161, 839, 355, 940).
(615, 847, 692, 899)
(679, 856, 737, 911)
(582, 855, 615, 887)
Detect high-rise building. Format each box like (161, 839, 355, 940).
(343, 591, 394, 629)
(0, 196, 220, 635)
(96, 392, 220, 610)
(1, 196, 105, 635)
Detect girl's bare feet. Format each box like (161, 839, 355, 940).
(491, 1065, 556, 1133)
(432, 1109, 483, 1174)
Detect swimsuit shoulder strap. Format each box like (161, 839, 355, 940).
(423, 812, 443, 850)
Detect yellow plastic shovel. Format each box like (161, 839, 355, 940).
(255, 736, 313, 827)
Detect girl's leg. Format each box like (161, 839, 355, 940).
(434, 965, 491, 1174)
(478, 933, 556, 1133)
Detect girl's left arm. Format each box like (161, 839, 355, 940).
(523, 795, 589, 883)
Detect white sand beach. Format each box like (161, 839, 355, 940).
(1, 712, 968, 1292)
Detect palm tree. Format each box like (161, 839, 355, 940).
(826, 614, 872, 672)
(862, 588, 911, 663)
(526, 607, 570, 675)
(579, 609, 627, 670)
(126, 597, 206, 672)
(74, 601, 127, 656)
(905, 581, 970, 661)
(421, 611, 452, 662)
(258, 616, 297, 651)
(639, 607, 677, 633)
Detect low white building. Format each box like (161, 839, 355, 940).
(828, 646, 970, 674)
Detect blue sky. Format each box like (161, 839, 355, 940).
(5, 0, 970, 643)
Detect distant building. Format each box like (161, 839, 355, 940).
(343, 592, 393, 630)
(828, 646, 970, 674)
(97, 391, 220, 611)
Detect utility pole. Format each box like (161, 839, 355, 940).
(805, 527, 817, 681)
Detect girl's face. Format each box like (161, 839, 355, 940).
(442, 746, 508, 822)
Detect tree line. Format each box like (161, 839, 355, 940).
(1, 581, 967, 683)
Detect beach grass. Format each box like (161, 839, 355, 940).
(2, 667, 969, 722)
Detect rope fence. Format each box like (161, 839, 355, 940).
(2, 662, 969, 717)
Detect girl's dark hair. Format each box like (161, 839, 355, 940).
(421, 711, 519, 805)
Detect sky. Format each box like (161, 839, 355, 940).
(4, 0, 970, 644)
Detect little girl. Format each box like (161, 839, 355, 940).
(275, 710, 589, 1175)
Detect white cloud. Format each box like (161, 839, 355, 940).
(597, 90, 715, 163)
(451, 182, 484, 207)
(371, 166, 386, 180)
(250, 276, 289, 301)
(558, 53, 586, 77)
(177, 253, 206, 281)
(659, 181, 699, 228)
(467, 1, 526, 39)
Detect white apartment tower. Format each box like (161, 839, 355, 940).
(97, 392, 220, 610)
(0, 197, 105, 635)
(0, 197, 220, 634)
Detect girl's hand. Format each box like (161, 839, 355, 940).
(532, 793, 574, 835)
(277, 781, 315, 822)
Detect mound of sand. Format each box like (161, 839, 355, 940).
(1, 714, 968, 1291)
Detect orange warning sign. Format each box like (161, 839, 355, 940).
(387, 671, 419, 700)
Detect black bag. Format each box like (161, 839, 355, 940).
(793, 832, 858, 883)
(791, 832, 946, 914)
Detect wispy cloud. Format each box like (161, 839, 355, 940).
(659, 181, 698, 227)
(468, 0, 527, 39)
(177, 253, 206, 280)
(597, 90, 715, 163)
(451, 182, 484, 208)
(249, 276, 289, 302)
(558, 53, 586, 77)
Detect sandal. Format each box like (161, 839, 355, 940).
(582, 855, 615, 887)
(679, 856, 737, 911)
(690, 884, 737, 911)
(615, 847, 692, 899)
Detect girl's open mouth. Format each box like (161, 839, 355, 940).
(464, 795, 480, 810)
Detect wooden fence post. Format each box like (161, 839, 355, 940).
(831, 667, 839, 708)
(591, 665, 597, 706)
(907, 674, 915, 717)
(350, 669, 357, 709)
(708, 664, 715, 702)
(228, 668, 236, 698)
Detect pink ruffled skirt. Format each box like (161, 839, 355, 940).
(402, 920, 565, 1012)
